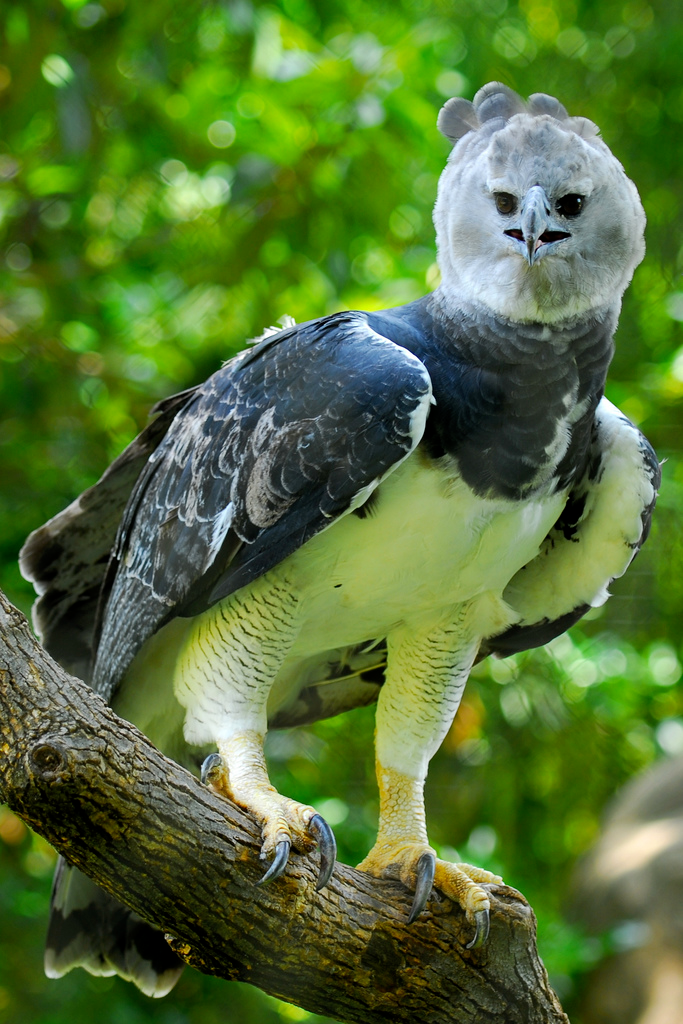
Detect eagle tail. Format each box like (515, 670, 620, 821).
(45, 858, 184, 998)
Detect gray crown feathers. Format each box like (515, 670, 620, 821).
(437, 82, 599, 146)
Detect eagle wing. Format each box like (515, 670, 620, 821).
(19, 387, 198, 682)
(482, 398, 660, 658)
(89, 313, 432, 700)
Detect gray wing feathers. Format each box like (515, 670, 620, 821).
(270, 677, 382, 729)
(483, 398, 660, 659)
(269, 642, 388, 729)
(46, 859, 184, 997)
(92, 314, 432, 700)
(19, 388, 197, 681)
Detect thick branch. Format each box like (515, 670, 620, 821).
(0, 591, 567, 1024)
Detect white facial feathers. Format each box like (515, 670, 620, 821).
(433, 83, 646, 324)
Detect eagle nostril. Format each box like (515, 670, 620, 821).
(504, 228, 570, 246)
(539, 230, 570, 243)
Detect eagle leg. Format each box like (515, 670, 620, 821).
(359, 616, 504, 944)
(182, 575, 336, 890)
(200, 735, 337, 891)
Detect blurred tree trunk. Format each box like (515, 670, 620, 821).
(0, 590, 567, 1024)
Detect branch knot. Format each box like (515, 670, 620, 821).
(29, 739, 69, 778)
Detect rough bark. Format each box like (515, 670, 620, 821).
(0, 590, 568, 1024)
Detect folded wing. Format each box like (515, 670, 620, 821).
(54, 313, 433, 701)
(19, 388, 198, 683)
(483, 398, 660, 658)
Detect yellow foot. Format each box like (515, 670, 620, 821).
(201, 753, 336, 890)
(357, 841, 503, 947)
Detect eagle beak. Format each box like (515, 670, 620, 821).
(521, 185, 551, 266)
(504, 185, 571, 266)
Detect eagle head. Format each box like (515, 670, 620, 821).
(433, 82, 646, 324)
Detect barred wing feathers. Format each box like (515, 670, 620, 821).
(93, 313, 433, 700)
(19, 388, 198, 682)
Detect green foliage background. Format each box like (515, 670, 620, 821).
(1, 0, 682, 1021)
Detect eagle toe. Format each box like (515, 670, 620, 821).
(200, 752, 336, 891)
(358, 841, 502, 947)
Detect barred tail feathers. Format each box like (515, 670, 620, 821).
(45, 859, 184, 998)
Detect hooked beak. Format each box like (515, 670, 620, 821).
(504, 185, 571, 266)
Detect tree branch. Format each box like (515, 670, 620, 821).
(0, 590, 567, 1024)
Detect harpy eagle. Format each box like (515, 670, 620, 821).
(21, 83, 660, 996)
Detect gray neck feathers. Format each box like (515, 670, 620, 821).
(430, 286, 618, 374)
(421, 290, 618, 499)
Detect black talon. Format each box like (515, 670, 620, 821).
(200, 752, 223, 786)
(407, 851, 436, 923)
(465, 908, 490, 949)
(257, 840, 291, 886)
(309, 814, 337, 891)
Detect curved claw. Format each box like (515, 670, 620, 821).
(465, 908, 490, 949)
(309, 814, 337, 891)
(407, 850, 436, 924)
(257, 839, 291, 886)
(200, 752, 223, 786)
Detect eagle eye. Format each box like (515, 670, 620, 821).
(556, 193, 584, 217)
(494, 192, 517, 215)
